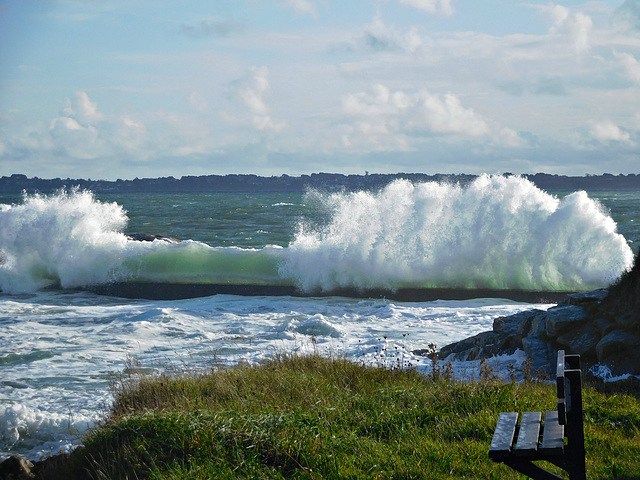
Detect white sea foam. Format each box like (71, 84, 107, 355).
(282, 175, 633, 292)
(0, 176, 633, 294)
(0, 291, 551, 459)
(0, 403, 94, 458)
(0, 189, 129, 293)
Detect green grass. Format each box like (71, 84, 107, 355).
(46, 355, 640, 479)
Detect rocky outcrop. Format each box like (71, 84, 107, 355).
(126, 233, 181, 243)
(439, 252, 640, 377)
(0, 452, 74, 480)
(0, 455, 35, 479)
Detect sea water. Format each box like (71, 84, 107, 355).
(0, 175, 637, 460)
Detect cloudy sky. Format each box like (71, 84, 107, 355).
(1, 0, 639, 180)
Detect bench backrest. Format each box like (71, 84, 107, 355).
(555, 350, 586, 469)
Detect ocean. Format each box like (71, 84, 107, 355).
(0, 175, 637, 460)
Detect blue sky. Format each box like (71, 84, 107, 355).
(1, 0, 639, 180)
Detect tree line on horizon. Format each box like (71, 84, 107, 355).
(1, 171, 639, 194)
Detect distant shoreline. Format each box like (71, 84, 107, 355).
(2, 172, 640, 194)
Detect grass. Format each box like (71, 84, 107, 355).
(43, 354, 640, 479)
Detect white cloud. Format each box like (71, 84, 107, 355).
(533, 3, 593, 54)
(362, 16, 401, 52)
(49, 116, 100, 160)
(189, 92, 209, 113)
(340, 84, 519, 151)
(589, 119, 631, 142)
(64, 91, 103, 125)
(547, 4, 570, 26)
(420, 92, 490, 136)
(615, 0, 640, 31)
(405, 27, 423, 53)
(180, 18, 244, 38)
(614, 51, 640, 84)
(398, 0, 454, 16)
(349, 17, 429, 54)
(284, 0, 317, 15)
(238, 67, 286, 132)
(46, 91, 149, 162)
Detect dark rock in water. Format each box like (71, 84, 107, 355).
(437, 251, 640, 378)
(0, 454, 34, 479)
(126, 233, 181, 243)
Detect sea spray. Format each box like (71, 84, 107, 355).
(0, 189, 129, 293)
(0, 178, 633, 294)
(0, 190, 288, 292)
(281, 175, 633, 292)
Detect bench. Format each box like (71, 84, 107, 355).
(489, 350, 586, 480)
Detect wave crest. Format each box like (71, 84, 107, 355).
(281, 175, 633, 292)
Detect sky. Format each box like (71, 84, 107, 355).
(1, 0, 639, 181)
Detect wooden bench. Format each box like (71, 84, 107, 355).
(489, 350, 586, 480)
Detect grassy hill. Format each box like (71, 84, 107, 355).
(35, 354, 640, 479)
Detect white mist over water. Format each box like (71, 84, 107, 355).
(283, 175, 633, 292)
(0, 175, 633, 294)
(0, 189, 129, 293)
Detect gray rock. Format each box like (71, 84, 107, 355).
(435, 277, 640, 376)
(493, 310, 543, 337)
(545, 305, 588, 337)
(555, 323, 598, 356)
(594, 317, 616, 337)
(596, 330, 639, 361)
(521, 336, 554, 375)
(616, 311, 640, 330)
(438, 331, 502, 361)
(595, 331, 640, 375)
(527, 314, 548, 338)
(562, 289, 608, 307)
(127, 233, 181, 243)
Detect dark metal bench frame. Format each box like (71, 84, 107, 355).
(489, 350, 586, 480)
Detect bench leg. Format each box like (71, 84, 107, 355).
(567, 459, 586, 480)
(501, 459, 565, 480)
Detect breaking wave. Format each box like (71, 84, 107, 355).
(0, 175, 633, 295)
(282, 175, 633, 292)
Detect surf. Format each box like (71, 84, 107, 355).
(0, 175, 633, 299)
(283, 175, 633, 293)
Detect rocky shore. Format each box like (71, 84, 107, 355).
(439, 250, 640, 379)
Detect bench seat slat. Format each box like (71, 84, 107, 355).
(489, 351, 586, 480)
(539, 410, 564, 456)
(489, 412, 518, 459)
(513, 411, 541, 457)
